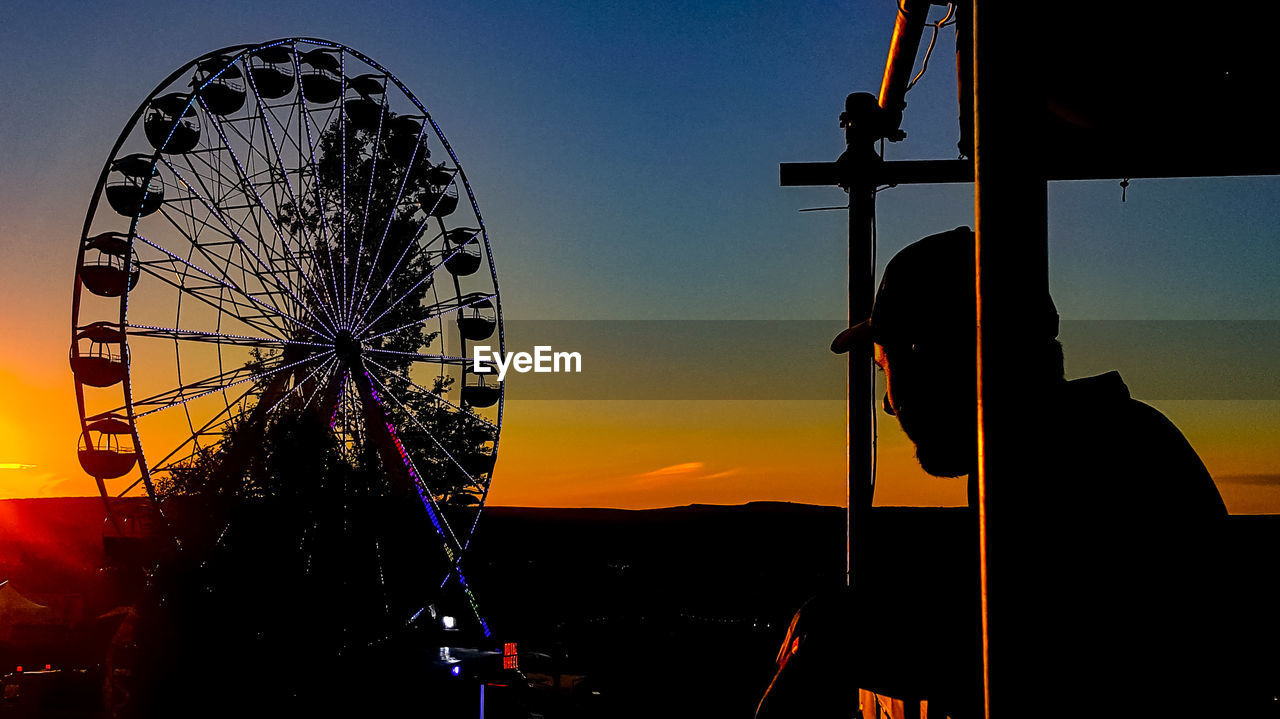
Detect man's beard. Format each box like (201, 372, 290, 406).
(897, 408, 974, 478)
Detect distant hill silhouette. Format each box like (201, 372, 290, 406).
(0, 497, 844, 614)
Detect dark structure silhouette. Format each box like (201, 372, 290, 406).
(65, 38, 514, 716)
(775, 3, 1280, 717)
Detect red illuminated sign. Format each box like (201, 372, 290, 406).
(502, 642, 518, 670)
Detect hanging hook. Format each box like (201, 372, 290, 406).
(1120, 178, 1130, 203)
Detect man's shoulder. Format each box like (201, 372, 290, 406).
(1057, 371, 1228, 519)
(1060, 370, 1175, 433)
(1062, 369, 1129, 400)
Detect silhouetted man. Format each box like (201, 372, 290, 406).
(756, 227, 1230, 718)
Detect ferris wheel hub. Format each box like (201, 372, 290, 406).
(334, 329, 362, 364)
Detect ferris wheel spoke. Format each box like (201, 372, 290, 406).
(130, 350, 329, 420)
(146, 431, 230, 482)
(114, 475, 147, 499)
(155, 174, 277, 269)
(363, 356, 496, 432)
(338, 52, 351, 327)
(184, 127, 294, 282)
(350, 119, 431, 325)
(135, 234, 306, 340)
(241, 68, 349, 334)
(351, 89, 391, 316)
(156, 178, 245, 247)
(352, 214, 441, 332)
(135, 250, 290, 339)
(164, 155, 302, 313)
(203, 106, 310, 272)
(355, 233, 475, 336)
(361, 348, 468, 364)
(365, 364, 490, 493)
(190, 97, 342, 337)
(132, 361, 323, 432)
(182, 147, 275, 268)
(359, 161, 458, 327)
(299, 354, 342, 414)
(261, 351, 340, 419)
(256, 89, 305, 161)
(185, 152, 332, 337)
(170, 153, 310, 316)
(362, 292, 496, 343)
(177, 150, 279, 246)
(290, 51, 346, 331)
(116, 363, 271, 420)
(157, 192, 267, 274)
(279, 237, 344, 335)
(125, 322, 330, 350)
(144, 371, 272, 479)
(241, 146, 296, 318)
(159, 158, 334, 339)
(363, 371, 491, 622)
(361, 367, 466, 552)
(352, 215, 437, 333)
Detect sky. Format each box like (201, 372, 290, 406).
(1, 0, 1278, 512)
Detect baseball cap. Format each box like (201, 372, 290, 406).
(830, 226, 1058, 353)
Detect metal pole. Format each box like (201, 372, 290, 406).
(846, 141, 877, 590)
(782, 1, 930, 590)
(845, 0, 928, 591)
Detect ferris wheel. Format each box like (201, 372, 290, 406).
(69, 38, 504, 633)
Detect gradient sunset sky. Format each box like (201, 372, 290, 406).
(1, 1, 1278, 511)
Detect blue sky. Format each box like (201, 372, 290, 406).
(4, 0, 1278, 328)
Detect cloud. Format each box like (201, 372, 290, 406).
(635, 462, 704, 478)
(37, 475, 83, 497)
(629, 462, 742, 488)
(0, 463, 36, 470)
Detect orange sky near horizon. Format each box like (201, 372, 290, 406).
(5, 333, 1279, 514)
(2, 261, 1278, 512)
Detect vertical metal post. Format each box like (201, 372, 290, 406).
(847, 149, 876, 590)
(837, 92, 887, 592)
(972, 2, 1049, 716)
(783, 0, 929, 590)
(850, 0, 927, 588)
